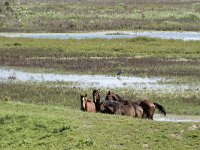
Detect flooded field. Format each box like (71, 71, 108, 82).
(0, 68, 199, 92)
(1, 31, 200, 40)
(0, 32, 200, 123)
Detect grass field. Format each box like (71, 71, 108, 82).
(1, 0, 200, 32)
(0, 100, 200, 149)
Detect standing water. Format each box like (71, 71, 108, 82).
(0, 68, 199, 91)
(1, 31, 200, 40)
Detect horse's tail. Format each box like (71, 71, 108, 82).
(154, 103, 166, 116)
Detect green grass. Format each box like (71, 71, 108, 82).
(1, 0, 200, 32)
(0, 82, 200, 115)
(1, 1, 200, 148)
(0, 36, 199, 116)
(0, 100, 200, 149)
(1, 36, 199, 58)
(0, 36, 200, 77)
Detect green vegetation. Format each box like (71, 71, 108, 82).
(1, 36, 200, 58)
(0, 36, 200, 77)
(1, 0, 200, 32)
(0, 100, 200, 149)
(0, 82, 200, 115)
(1, 36, 199, 115)
(1, 1, 200, 149)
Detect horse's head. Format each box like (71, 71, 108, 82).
(92, 89, 100, 103)
(80, 94, 88, 111)
(105, 91, 117, 101)
(105, 91, 124, 102)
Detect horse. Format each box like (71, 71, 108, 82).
(105, 91, 139, 105)
(80, 94, 96, 112)
(99, 100, 143, 118)
(105, 91, 166, 120)
(92, 89, 101, 112)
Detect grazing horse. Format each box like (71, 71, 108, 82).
(80, 94, 96, 112)
(92, 89, 101, 112)
(99, 100, 143, 118)
(105, 91, 166, 120)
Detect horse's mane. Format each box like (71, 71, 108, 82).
(112, 92, 136, 105)
(113, 93, 124, 101)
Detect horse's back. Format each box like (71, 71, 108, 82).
(119, 104, 135, 117)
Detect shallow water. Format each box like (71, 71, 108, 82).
(0, 68, 199, 91)
(154, 114, 200, 123)
(1, 31, 200, 40)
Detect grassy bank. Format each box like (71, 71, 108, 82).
(0, 100, 200, 149)
(0, 37, 200, 77)
(0, 82, 200, 115)
(1, 0, 200, 32)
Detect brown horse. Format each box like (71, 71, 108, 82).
(99, 100, 143, 118)
(92, 89, 101, 112)
(80, 94, 96, 112)
(105, 91, 166, 120)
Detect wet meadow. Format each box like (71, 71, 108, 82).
(0, 36, 200, 114)
(0, 0, 200, 149)
(0, 36, 200, 149)
(0, 36, 200, 76)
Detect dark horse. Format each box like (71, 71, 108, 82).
(99, 100, 143, 118)
(105, 91, 166, 120)
(92, 89, 101, 112)
(80, 94, 96, 112)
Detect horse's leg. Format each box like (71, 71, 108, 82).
(150, 107, 156, 120)
(114, 109, 122, 115)
(146, 112, 151, 119)
(142, 112, 146, 119)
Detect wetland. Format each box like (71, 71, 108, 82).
(1, 0, 200, 148)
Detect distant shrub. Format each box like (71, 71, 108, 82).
(14, 42, 22, 46)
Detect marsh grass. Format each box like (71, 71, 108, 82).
(0, 37, 200, 77)
(1, 0, 200, 32)
(0, 82, 200, 115)
(0, 100, 200, 149)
